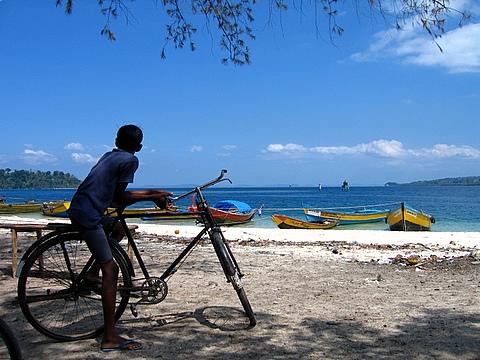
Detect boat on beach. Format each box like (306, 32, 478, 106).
(0, 202, 44, 214)
(41, 200, 174, 218)
(0, 198, 62, 214)
(271, 214, 337, 229)
(387, 202, 435, 231)
(304, 207, 389, 225)
(189, 200, 256, 226)
(141, 211, 200, 221)
(42, 201, 70, 217)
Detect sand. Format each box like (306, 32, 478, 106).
(1, 218, 480, 359)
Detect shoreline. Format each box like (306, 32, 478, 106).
(2, 214, 479, 265)
(135, 224, 480, 264)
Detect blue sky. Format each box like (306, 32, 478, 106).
(0, 0, 479, 186)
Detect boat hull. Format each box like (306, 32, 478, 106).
(141, 211, 199, 221)
(0, 203, 44, 214)
(41, 201, 70, 218)
(387, 203, 434, 231)
(271, 214, 337, 229)
(304, 208, 389, 225)
(41, 201, 173, 219)
(208, 207, 255, 225)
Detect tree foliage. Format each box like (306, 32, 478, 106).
(0, 169, 81, 189)
(55, 0, 471, 64)
(386, 176, 480, 186)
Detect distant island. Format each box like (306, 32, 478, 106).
(385, 176, 480, 187)
(0, 168, 81, 189)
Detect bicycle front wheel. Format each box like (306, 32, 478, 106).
(17, 232, 132, 341)
(210, 229, 256, 326)
(0, 318, 22, 360)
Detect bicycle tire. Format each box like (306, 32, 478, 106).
(17, 232, 132, 341)
(0, 318, 22, 360)
(210, 229, 256, 326)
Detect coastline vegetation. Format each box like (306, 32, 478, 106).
(0, 168, 80, 189)
(385, 176, 480, 187)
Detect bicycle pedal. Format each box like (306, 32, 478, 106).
(130, 304, 138, 317)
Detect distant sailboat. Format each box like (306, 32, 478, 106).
(318, 184, 322, 191)
(341, 180, 349, 191)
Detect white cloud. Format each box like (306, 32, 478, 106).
(71, 153, 98, 164)
(22, 149, 57, 164)
(217, 144, 238, 157)
(267, 143, 307, 154)
(417, 144, 480, 158)
(264, 139, 480, 159)
(351, 16, 480, 73)
(64, 143, 84, 151)
(190, 145, 203, 153)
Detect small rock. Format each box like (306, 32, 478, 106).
(406, 255, 421, 265)
(470, 250, 480, 260)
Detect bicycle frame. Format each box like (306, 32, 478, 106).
(115, 169, 244, 285)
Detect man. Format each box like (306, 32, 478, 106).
(68, 124, 171, 352)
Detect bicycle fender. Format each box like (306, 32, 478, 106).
(110, 241, 135, 277)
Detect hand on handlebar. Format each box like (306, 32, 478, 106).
(151, 191, 173, 210)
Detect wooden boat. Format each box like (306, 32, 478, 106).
(271, 214, 337, 229)
(189, 200, 256, 225)
(42, 201, 174, 218)
(42, 201, 70, 217)
(304, 207, 389, 225)
(141, 211, 199, 221)
(108, 207, 177, 217)
(0, 200, 46, 214)
(387, 202, 435, 231)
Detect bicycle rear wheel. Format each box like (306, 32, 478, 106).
(0, 318, 22, 360)
(209, 229, 256, 326)
(17, 232, 132, 341)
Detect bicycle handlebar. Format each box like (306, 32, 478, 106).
(170, 169, 232, 202)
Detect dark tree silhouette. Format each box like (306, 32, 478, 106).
(0, 169, 80, 189)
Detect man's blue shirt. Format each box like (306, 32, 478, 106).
(68, 149, 139, 228)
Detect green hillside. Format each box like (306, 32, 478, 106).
(0, 169, 81, 189)
(385, 176, 480, 186)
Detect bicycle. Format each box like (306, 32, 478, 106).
(0, 317, 22, 360)
(16, 170, 256, 341)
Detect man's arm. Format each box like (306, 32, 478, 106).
(113, 183, 172, 209)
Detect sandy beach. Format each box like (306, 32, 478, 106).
(1, 217, 480, 359)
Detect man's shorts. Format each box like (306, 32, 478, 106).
(72, 217, 116, 264)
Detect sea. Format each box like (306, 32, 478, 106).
(1, 186, 479, 232)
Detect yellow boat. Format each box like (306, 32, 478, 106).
(42, 201, 175, 218)
(0, 201, 44, 214)
(271, 214, 338, 229)
(387, 202, 435, 231)
(42, 201, 71, 217)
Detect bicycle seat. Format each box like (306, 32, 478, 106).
(46, 222, 81, 231)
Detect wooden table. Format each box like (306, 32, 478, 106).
(0, 223, 50, 277)
(0, 222, 139, 277)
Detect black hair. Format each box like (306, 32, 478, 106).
(116, 124, 143, 152)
